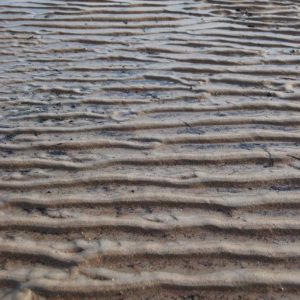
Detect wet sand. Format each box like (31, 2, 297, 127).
(1, 0, 300, 299)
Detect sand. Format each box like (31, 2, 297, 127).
(0, 0, 300, 299)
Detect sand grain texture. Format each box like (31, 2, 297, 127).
(1, 0, 300, 299)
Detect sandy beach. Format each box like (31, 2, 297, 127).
(1, 0, 300, 299)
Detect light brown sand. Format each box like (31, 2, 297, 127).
(1, 0, 300, 299)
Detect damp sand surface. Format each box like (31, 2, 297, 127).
(1, 0, 300, 299)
